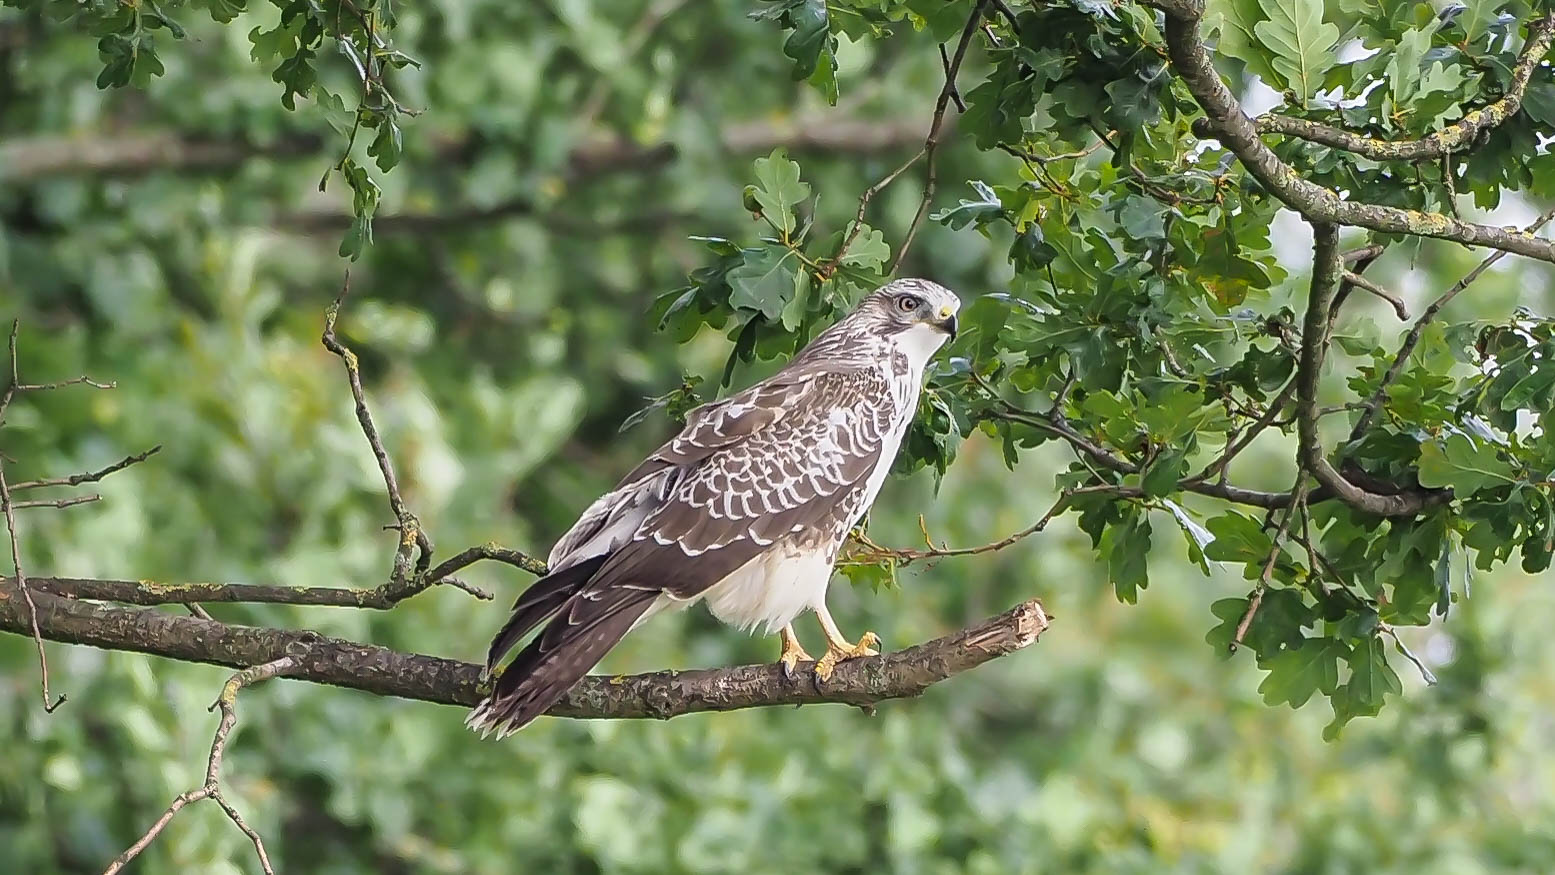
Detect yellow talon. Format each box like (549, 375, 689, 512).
(778, 624, 814, 680)
(812, 631, 880, 683)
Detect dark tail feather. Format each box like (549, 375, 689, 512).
(484, 554, 610, 671)
(467, 587, 659, 739)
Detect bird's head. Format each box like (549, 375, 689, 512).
(852, 276, 957, 341)
(854, 278, 961, 361)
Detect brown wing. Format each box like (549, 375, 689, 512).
(470, 367, 899, 737)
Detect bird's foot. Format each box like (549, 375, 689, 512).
(778, 625, 814, 680)
(813, 631, 880, 684)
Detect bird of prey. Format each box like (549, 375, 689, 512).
(467, 278, 961, 738)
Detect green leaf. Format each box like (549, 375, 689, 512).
(728, 246, 803, 321)
(1117, 194, 1167, 241)
(778, 269, 812, 331)
(781, 0, 830, 78)
(1415, 433, 1516, 497)
(1386, 24, 1437, 107)
(1204, 511, 1274, 563)
(838, 558, 898, 593)
(751, 149, 811, 236)
(837, 224, 890, 270)
(1325, 637, 1403, 739)
(1205, 0, 1285, 87)
(930, 181, 1004, 231)
(368, 119, 404, 173)
(206, 0, 248, 24)
(1140, 446, 1189, 497)
(1258, 637, 1347, 708)
(1102, 513, 1151, 603)
(1253, 0, 1339, 100)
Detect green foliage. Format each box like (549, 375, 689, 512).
(1254, 0, 1340, 100)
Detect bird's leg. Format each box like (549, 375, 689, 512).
(811, 602, 880, 683)
(777, 624, 814, 680)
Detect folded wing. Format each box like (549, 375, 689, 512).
(469, 366, 896, 737)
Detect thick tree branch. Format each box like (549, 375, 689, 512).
(0, 578, 1049, 719)
(1250, 13, 1555, 161)
(1295, 224, 1448, 517)
(1147, 1, 1555, 263)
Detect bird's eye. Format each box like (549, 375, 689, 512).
(895, 294, 921, 312)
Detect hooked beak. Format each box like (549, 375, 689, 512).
(936, 304, 958, 341)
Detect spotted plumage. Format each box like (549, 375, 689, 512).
(468, 278, 961, 737)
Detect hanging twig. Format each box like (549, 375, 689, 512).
(894, 0, 989, 271)
(103, 656, 299, 875)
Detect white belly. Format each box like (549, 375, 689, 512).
(641, 543, 830, 636)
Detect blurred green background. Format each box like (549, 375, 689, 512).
(3, 1, 1554, 872)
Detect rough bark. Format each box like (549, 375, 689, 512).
(0, 577, 1049, 720)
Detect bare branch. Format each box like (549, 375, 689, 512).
(1, 578, 1049, 720)
(1250, 13, 1555, 162)
(990, 406, 1303, 509)
(421, 542, 550, 580)
(830, 148, 926, 271)
(1147, 1, 1555, 263)
(1340, 270, 1409, 320)
(1, 320, 77, 712)
(10, 494, 102, 510)
(895, 0, 988, 271)
(0, 465, 65, 712)
(1186, 378, 1297, 486)
(321, 278, 436, 591)
(18, 542, 553, 607)
(103, 657, 296, 875)
(10, 446, 162, 491)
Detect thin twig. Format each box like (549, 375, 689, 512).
(1340, 270, 1409, 320)
(422, 542, 550, 580)
(1381, 623, 1438, 686)
(987, 0, 1019, 30)
(103, 656, 298, 875)
(10, 494, 101, 510)
(0, 463, 65, 712)
(846, 486, 1111, 566)
(1187, 378, 1297, 485)
(1231, 476, 1308, 652)
(10, 446, 162, 491)
(1351, 204, 1555, 440)
(322, 275, 435, 589)
(830, 148, 926, 272)
(19, 375, 116, 390)
(894, 0, 988, 271)
(938, 44, 967, 112)
(0, 321, 69, 712)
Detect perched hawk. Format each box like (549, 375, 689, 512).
(468, 278, 961, 737)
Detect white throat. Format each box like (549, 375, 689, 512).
(892, 322, 950, 375)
